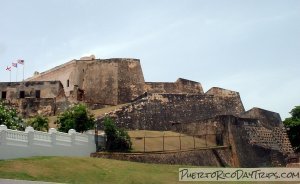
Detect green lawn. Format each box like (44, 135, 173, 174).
(0, 156, 183, 184)
(0, 157, 295, 184)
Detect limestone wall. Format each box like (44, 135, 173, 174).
(81, 60, 119, 105)
(91, 148, 231, 167)
(241, 107, 283, 129)
(145, 78, 203, 94)
(172, 115, 292, 167)
(172, 116, 229, 147)
(0, 81, 64, 100)
(206, 87, 240, 98)
(228, 116, 288, 167)
(117, 59, 145, 104)
(0, 81, 68, 117)
(27, 58, 145, 106)
(27, 60, 77, 97)
(97, 91, 245, 130)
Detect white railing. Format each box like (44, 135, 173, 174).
(5, 129, 28, 142)
(34, 131, 51, 142)
(0, 125, 105, 160)
(56, 132, 72, 142)
(75, 133, 89, 142)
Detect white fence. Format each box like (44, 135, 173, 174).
(0, 125, 105, 160)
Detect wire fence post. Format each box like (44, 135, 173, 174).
(144, 136, 146, 152)
(193, 135, 195, 149)
(162, 134, 165, 152)
(179, 134, 181, 150)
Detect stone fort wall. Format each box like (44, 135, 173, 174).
(97, 88, 245, 130)
(0, 81, 65, 100)
(27, 58, 145, 106)
(0, 81, 68, 117)
(144, 78, 204, 94)
(172, 113, 293, 167)
(26, 57, 207, 107)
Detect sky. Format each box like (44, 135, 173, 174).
(0, 0, 299, 119)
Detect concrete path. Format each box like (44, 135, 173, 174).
(0, 179, 63, 184)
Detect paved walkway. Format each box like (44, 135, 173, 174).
(0, 179, 62, 184)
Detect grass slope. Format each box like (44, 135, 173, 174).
(0, 157, 291, 184)
(0, 156, 182, 184)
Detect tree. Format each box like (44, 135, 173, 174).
(283, 106, 300, 152)
(27, 115, 49, 132)
(0, 101, 25, 130)
(56, 104, 95, 133)
(103, 117, 132, 151)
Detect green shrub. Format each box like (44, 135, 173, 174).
(27, 115, 49, 132)
(284, 106, 300, 152)
(56, 104, 95, 133)
(0, 101, 24, 130)
(103, 117, 132, 152)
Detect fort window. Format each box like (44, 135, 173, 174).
(19, 91, 25, 98)
(67, 80, 70, 87)
(1, 91, 6, 99)
(35, 90, 41, 98)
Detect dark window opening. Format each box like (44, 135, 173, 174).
(35, 90, 41, 98)
(67, 80, 70, 87)
(1, 91, 6, 99)
(19, 91, 25, 98)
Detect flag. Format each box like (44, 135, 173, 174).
(12, 62, 17, 67)
(6, 66, 11, 71)
(17, 59, 24, 65)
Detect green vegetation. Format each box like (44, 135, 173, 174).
(0, 101, 24, 130)
(0, 156, 183, 184)
(0, 156, 291, 184)
(283, 106, 300, 152)
(26, 115, 49, 132)
(103, 117, 132, 151)
(37, 104, 128, 129)
(56, 104, 95, 133)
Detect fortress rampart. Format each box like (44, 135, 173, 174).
(27, 58, 145, 106)
(0, 55, 295, 167)
(98, 89, 245, 130)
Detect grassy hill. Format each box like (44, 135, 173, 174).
(0, 157, 290, 184)
(0, 156, 183, 184)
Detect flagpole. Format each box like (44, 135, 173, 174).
(16, 66, 18, 82)
(23, 63, 24, 81)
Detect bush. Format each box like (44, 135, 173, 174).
(27, 115, 49, 132)
(0, 101, 24, 130)
(284, 106, 300, 152)
(56, 104, 95, 133)
(103, 117, 132, 152)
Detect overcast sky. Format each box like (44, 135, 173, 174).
(0, 0, 299, 119)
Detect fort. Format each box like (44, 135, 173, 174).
(0, 55, 297, 167)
